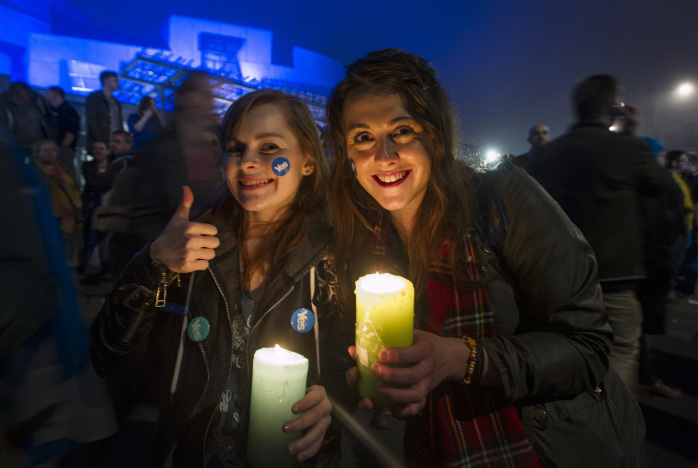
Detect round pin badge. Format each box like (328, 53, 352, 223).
(272, 157, 291, 176)
(348, 158, 357, 176)
(188, 316, 210, 342)
(291, 308, 315, 334)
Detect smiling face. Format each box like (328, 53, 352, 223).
(224, 103, 314, 223)
(343, 91, 431, 227)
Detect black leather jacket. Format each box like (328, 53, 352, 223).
(91, 217, 351, 467)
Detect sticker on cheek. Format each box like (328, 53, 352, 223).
(348, 158, 357, 176)
(272, 157, 290, 176)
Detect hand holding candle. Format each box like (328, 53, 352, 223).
(354, 273, 414, 408)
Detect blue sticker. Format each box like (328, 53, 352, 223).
(272, 157, 290, 176)
(291, 308, 315, 334)
(188, 316, 210, 342)
(348, 158, 357, 176)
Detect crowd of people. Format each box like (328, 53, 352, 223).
(1, 49, 694, 467)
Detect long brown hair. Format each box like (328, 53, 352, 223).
(326, 48, 476, 304)
(205, 89, 328, 291)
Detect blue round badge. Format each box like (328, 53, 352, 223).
(188, 316, 210, 342)
(291, 308, 315, 334)
(272, 157, 291, 176)
(348, 158, 357, 176)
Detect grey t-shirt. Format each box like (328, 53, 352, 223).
(108, 96, 121, 134)
(205, 292, 255, 467)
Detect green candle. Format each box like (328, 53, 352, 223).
(247, 345, 308, 468)
(355, 273, 414, 408)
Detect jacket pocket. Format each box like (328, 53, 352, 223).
(521, 383, 641, 468)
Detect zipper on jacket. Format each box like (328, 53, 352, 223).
(124, 268, 179, 342)
(123, 309, 146, 343)
(165, 339, 211, 466)
(165, 312, 212, 466)
(246, 286, 295, 375)
(201, 267, 236, 463)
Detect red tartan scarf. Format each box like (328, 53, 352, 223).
(372, 218, 540, 467)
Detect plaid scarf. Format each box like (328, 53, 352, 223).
(373, 218, 540, 467)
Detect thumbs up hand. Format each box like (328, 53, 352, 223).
(149, 186, 220, 273)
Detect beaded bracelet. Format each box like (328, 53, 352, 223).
(462, 336, 479, 384)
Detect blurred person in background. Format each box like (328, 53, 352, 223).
(128, 96, 167, 152)
(0, 128, 115, 468)
(32, 139, 81, 266)
(529, 74, 676, 390)
(86, 71, 123, 150)
(82, 140, 111, 283)
(0, 82, 56, 152)
(45, 86, 80, 182)
(511, 123, 551, 171)
(664, 150, 695, 298)
(125, 72, 223, 256)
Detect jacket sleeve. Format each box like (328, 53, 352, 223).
(90, 244, 179, 376)
(479, 164, 612, 402)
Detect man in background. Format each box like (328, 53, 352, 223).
(528, 74, 675, 389)
(46, 86, 80, 180)
(86, 71, 123, 150)
(511, 123, 551, 170)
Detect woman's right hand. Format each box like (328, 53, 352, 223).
(149, 186, 220, 273)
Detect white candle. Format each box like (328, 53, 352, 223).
(355, 273, 414, 408)
(247, 345, 309, 468)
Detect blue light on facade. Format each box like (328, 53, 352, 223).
(1, 6, 343, 122)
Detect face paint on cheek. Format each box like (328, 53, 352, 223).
(272, 157, 290, 176)
(348, 158, 357, 176)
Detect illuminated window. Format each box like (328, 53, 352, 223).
(199, 33, 245, 79)
(67, 60, 103, 94)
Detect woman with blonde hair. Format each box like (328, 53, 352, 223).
(33, 139, 81, 243)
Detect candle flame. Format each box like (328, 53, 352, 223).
(255, 345, 308, 366)
(357, 273, 408, 295)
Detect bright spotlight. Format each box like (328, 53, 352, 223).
(676, 82, 695, 97)
(485, 150, 500, 164)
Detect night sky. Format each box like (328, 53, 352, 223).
(58, 0, 698, 155)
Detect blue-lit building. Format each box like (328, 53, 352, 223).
(0, 1, 344, 125)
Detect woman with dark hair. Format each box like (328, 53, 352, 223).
(327, 49, 643, 467)
(92, 89, 347, 467)
(128, 95, 167, 151)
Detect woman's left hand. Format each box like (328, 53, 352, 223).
(284, 385, 332, 462)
